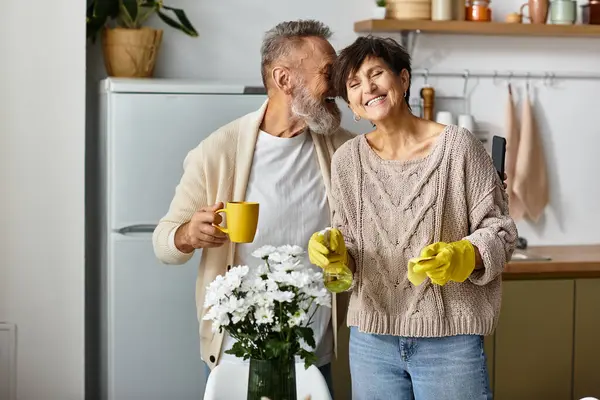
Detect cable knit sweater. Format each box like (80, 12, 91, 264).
(330, 125, 518, 337)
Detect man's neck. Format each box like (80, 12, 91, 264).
(259, 97, 306, 138)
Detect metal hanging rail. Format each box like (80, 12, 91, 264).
(411, 69, 600, 84)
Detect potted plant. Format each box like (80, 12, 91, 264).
(374, 0, 388, 19)
(203, 245, 331, 400)
(86, 0, 198, 78)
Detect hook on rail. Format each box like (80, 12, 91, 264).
(462, 69, 470, 98)
(543, 72, 550, 87)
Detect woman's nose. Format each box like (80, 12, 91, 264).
(366, 80, 377, 93)
(363, 82, 377, 94)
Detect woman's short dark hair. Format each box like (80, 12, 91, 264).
(332, 35, 412, 105)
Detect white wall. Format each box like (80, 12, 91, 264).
(86, 0, 598, 246)
(91, 0, 600, 247)
(0, 0, 86, 399)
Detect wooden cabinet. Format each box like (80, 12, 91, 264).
(489, 279, 600, 400)
(332, 325, 351, 400)
(492, 280, 574, 400)
(573, 279, 600, 399)
(331, 278, 600, 400)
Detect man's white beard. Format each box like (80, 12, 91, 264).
(290, 84, 342, 135)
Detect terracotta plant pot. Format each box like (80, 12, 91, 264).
(102, 27, 163, 78)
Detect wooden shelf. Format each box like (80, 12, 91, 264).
(354, 19, 600, 38)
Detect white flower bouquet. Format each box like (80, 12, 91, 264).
(203, 244, 331, 368)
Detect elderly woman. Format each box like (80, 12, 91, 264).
(308, 36, 517, 399)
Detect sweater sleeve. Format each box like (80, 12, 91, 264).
(152, 145, 207, 265)
(330, 146, 359, 264)
(461, 133, 519, 285)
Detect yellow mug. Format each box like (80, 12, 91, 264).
(214, 202, 259, 243)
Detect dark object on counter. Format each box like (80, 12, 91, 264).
(581, 0, 600, 24)
(492, 136, 506, 180)
(516, 236, 528, 250)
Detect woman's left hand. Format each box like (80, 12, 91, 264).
(308, 228, 347, 268)
(409, 240, 477, 286)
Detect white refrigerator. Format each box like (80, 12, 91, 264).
(93, 78, 372, 400)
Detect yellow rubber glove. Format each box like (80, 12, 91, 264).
(408, 240, 476, 286)
(407, 257, 430, 286)
(308, 228, 348, 269)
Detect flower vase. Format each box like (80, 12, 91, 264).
(247, 357, 297, 400)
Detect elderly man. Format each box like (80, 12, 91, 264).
(152, 19, 353, 393)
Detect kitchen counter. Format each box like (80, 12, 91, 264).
(333, 244, 600, 399)
(504, 244, 600, 279)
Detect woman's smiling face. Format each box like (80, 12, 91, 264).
(345, 56, 410, 123)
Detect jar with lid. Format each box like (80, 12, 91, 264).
(466, 0, 492, 21)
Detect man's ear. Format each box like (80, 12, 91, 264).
(271, 66, 293, 95)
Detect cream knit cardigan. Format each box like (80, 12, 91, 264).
(152, 100, 354, 370)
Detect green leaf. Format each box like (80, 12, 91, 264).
(161, 5, 197, 33)
(137, 1, 158, 26)
(93, 0, 119, 19)
(86, 16, 104, 41)
(299, 349, 317, 369)
(157, 7, 198, 37)
(120, 0, 139, 25)
(265, 338, 291, 359)
(295, 327, 316, 349)
(87, 0, 119, 42)
(225, 342, 251, 360)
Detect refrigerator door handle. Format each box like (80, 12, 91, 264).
(116, 224, 158, 234)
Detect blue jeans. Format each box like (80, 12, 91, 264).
(204, 362, 334, 398)
(349, 327, 492, 400)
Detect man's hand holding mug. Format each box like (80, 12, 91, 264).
(174, 201, 259, 253)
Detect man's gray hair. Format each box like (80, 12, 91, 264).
(260, 20, 333, 89)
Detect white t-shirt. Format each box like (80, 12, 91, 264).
(219, 130, 333, 367)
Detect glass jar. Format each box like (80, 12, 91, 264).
(323, 261, 353, 293)
(466, 0, 492, 21)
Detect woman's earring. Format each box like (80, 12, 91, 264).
(353, 114, 361, 122)
(404, 91, 408, 98)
